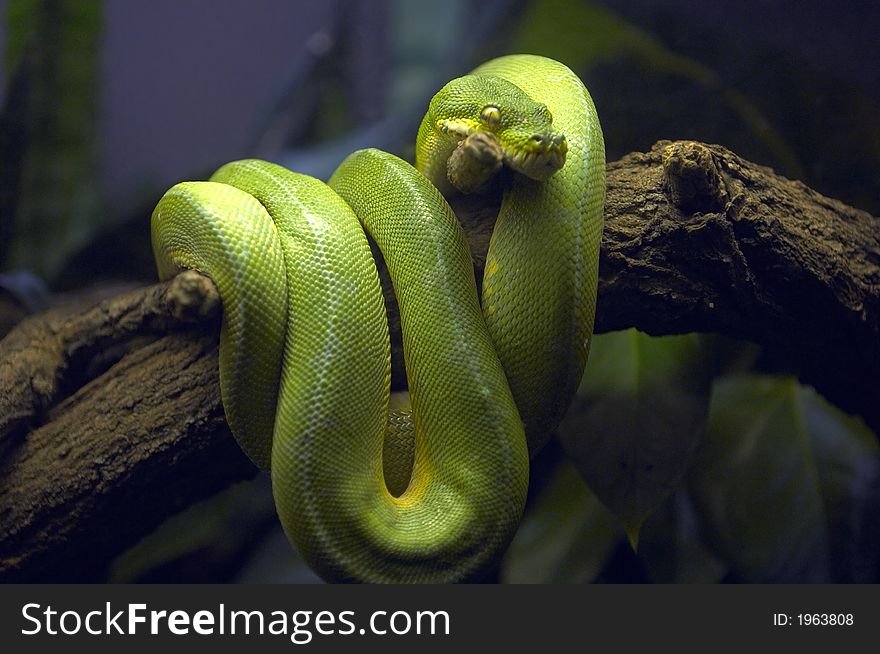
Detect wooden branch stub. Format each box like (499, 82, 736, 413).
(661, 141, 727, 213)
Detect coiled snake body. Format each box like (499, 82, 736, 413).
(150, 55, 604, 583)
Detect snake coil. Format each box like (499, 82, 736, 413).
(150, 55, 604, 583)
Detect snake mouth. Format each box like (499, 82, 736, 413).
(503, 140, 567, 181)
(438, 119, 567, 181)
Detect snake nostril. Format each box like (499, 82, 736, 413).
(532, 135, 543, 143)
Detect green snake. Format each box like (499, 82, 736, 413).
(150, 55, 604, 583)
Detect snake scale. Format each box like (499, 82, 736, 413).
(150, 55, 604, 583)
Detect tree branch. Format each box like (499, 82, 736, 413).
(1, 140, 877, 581)
(598, 141, 879, 430)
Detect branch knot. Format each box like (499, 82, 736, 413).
(662, 141, 727, 214)
(164, 270, 221, 323)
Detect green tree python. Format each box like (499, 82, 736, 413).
(150, 54, 605, 583)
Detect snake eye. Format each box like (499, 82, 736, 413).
(480, 104, 501, 127)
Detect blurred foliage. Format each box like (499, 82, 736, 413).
(689, 374, 879, 582)
(108, 476, 321, 584)
(2, 0, 101, 278)
(512, 340, 879, 584)
(5, 0, 878, 284)
(510, 0, 803, 177)
(557, 330, 713, 546)
(389, 0, 462, 111)
(637, 488, 728, 583)
(502, 459, 623, 583)
(109, 479, 279, 583)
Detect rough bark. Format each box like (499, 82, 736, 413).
(600, 141, 879, 430)
(0, 140, 877, 581)
(0, 273, 253, 581)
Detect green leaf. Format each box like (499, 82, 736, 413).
(558, 329, 713, 544)
(501, 460, 623, 584)
(688, 374, 879, 582)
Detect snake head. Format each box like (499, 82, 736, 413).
(431, 74, 567, 182)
